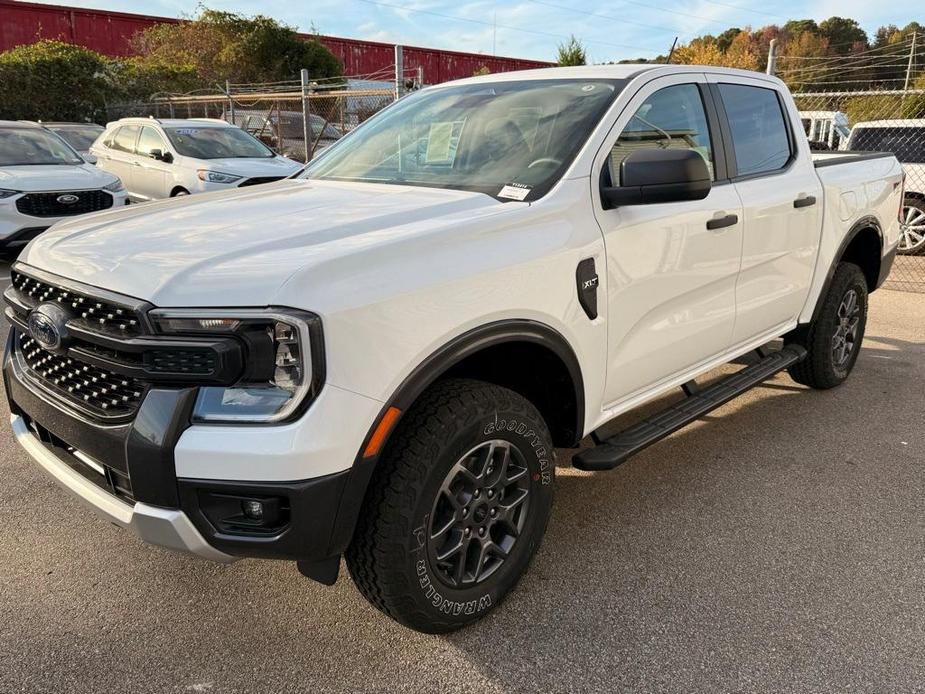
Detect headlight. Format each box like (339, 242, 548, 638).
(0, 189, 19, 199)
(150, 308, 323, 423)
(103, 179, 125, 193)
(197, 170, 242, 184)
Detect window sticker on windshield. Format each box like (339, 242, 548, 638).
(174, 129, 198, 135)
(498, 184, 531, 201)
(425, 121, 464, 164)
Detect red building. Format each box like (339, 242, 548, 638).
(0, 0, 552, 83)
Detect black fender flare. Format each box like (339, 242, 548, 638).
(324, 319, 585, 558)
(809, 215, 884, 323)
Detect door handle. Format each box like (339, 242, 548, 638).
(793, 195, 816, 208)
(706, 214, 738, 230)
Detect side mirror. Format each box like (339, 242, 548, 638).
(601, 148, 711, 209)
(151, 149, 173, 163)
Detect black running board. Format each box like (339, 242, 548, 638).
(573, 345, 807, 472)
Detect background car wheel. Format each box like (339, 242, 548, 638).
(346, 378, 555, 633)
(786, 262, 868, 390)
(898, 197, 925, 255)
(171, 188, 189, 197)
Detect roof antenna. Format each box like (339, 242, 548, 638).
(665, 37, 678, 64)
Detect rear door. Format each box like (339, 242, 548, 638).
(592, 73, 744, 406)
(133, 126, 172, 201)
(707, 74, 824, 345)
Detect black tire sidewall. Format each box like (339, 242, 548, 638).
(818, 265, 868, 383)
(404, 403, 554, 627)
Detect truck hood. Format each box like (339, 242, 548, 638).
(0, 163, 118, 192)
(184, 155, 302, 177)
(21, 179, 512, 306)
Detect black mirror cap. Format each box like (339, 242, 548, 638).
(150, 149, 173, 163)
(601, 148, 712, 209)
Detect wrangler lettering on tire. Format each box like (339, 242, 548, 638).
(345, 379, 555, 633)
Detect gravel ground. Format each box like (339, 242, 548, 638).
(0, 263, 922, 694)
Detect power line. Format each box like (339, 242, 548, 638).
(354, 0, 662, 54)
(526, 0, 690, 39)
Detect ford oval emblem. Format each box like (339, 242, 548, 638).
(26, 303, 72, 353)
(56, 194, 79, 204)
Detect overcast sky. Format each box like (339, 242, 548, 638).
(23, 0, 920, 63)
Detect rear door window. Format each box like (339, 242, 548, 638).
(111, 125, 140, 154)
(718, 84, 792, 177)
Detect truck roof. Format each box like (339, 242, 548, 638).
(435, 64, 786, 88)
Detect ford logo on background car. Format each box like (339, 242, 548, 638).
(26, 304, 71, 352)
(56, 194, 79, 204)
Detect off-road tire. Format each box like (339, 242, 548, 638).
(786, 262, 868, 389)
(345, 378, 555, 633)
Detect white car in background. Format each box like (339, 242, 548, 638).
(0, 120, 128, 255)
(90, 118, 303, 202)
(846, 119, 925, 255)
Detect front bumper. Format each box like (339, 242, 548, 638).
(10, 413, 233, 562)
(3, 326, 377, 566)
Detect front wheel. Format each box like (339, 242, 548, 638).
(346, 379, 555, 633)
(786, 262, 868, 389)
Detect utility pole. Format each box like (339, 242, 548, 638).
(665, 37, 678, 64)
(766, 38, 778, 76)
(226, 79, 234, 125)
(394, 45, 404, 101)
(300, 69, 311, 163)
(904, 31, 917, 93)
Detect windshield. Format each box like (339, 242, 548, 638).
(48, 125, 104, 151)
(299, 79, 624, 200)
(0, 127, 83, 166)
(164, 126, 274, 159)
(848, 126, 925, 163)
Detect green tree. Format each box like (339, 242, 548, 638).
(716, 27, 742, 53)
(131, 8, 342, 84)
(556, 35, 587, 66)
(818, 17, 867, 53)
(783, 19, 819, 38)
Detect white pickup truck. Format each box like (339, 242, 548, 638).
(3, 65, 903, 633)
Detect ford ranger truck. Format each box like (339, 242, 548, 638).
(3, 66, 903, 633)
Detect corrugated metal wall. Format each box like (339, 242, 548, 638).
(0, 0, 552, 82)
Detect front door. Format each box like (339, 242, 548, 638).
(133, 126, 172, 201)
(592, 75, 744, 407)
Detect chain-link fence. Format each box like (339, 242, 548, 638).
(108, 82, 396, 164)
(794, 89, 925, 293)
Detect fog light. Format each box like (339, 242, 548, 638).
(242, 500, 264, 520)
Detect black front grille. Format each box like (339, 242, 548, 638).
(18, 333, 146, 419)
(16, 190, 113, 218)
(11, 270, 142, 336)
(238, 176, 285, 187)
(147, 349, 217, 375)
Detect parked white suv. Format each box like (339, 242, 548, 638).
(90, 118, 303, 202)
(846, 119, 925, 254)
(0, 120, 128, 254)
(5, 66, 902, 633)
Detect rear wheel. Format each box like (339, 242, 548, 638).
(899, 197, 925, 255)
(346, 379, 555, 633)
(786, 262, 868, 389)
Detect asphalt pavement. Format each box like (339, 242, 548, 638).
(0, 262, 923, 693)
